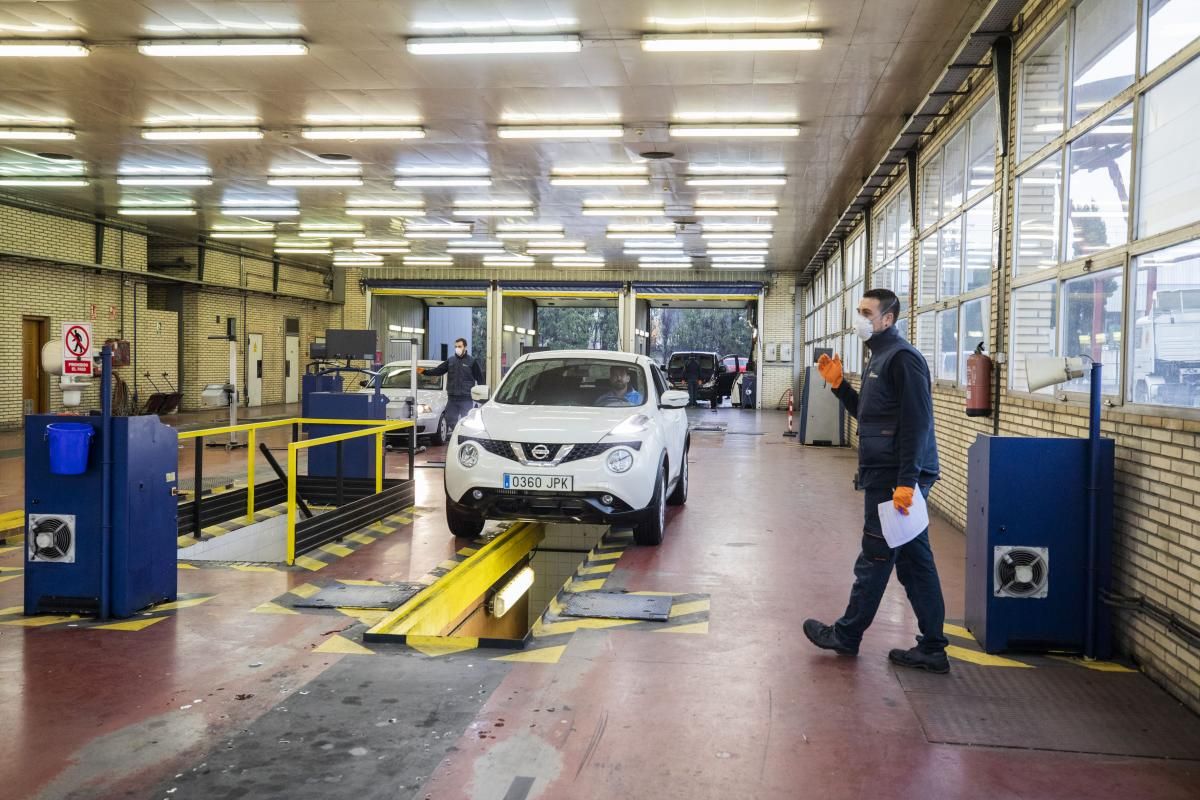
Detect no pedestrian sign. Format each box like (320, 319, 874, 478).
(62, 322, 93, 376)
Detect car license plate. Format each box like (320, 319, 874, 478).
(503, 473, 573, 491)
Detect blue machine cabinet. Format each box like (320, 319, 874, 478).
(301, 372, 343, 417)
(965, 434, 1114, 657)
(25, 414, 178, 618)
(306, 392, 388, 480)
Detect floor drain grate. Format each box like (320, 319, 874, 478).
(560, 591, 672, 622)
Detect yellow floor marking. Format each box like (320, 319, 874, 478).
(369, 522, 392, 534)
(318, 542, 354, 558)
(437, 559, 461, 572)
(177, 563, 200, 570)
(338, 579, 385, 586)
(295, 555, 328, 571)
(0, 566, 24, 573)
(456, 547, 478, 557)
(201, 525, 229, 536)
(577, 563, 616, 576)
(568, 578, 607, 592)
(658, 621, 709, 635)
(0, 605, 25, 615)
(346, 532, 376, 546)
(944, 623, 976, 641)
(258, 508, 282, 518)
(946, 644, 1033, 668)
(338, 608, 389, 626)
(232, 564, 278, 573)
(0, 546, 19, 555)
(548, 597, 565, 616)
(314, 634, 376, 656)
(1, 614, 81, 627)
(1048, 655, 1137, 673)
(177, 536, 195, 548)
(289, 583, 321, 598)
(407, 635, 478, 657)
(154, 596, 214, 611)
(392, 515, 413, 525)
(253, 601, 300, 615)
(95, 617, 168, 631)
(668, 599, 710, 619)
(589, 551, 623, 562)
(0, 574, 20, 585)
(494, 645, 567, 664)
(533, 618, 638, 637)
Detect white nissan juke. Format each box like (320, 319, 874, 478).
(444, 350, 691, 545)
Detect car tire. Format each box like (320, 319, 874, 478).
(633, 463, 667, 546)
(430, 414, 449, 446)
(445, 493, 484, 539)
(667, 444, 688, 506)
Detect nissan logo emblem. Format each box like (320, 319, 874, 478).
(531, 444, 550, 460)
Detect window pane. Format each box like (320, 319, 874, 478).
(1010, 280, 1059, 392)
(915, 312, 937, 376)
(897, 185, 912, 247)
(964, 194, 994, 292)
(918, 235, 939, 306)
(829, 295, 843, 336)
(936, 309, 959, 381)
(921, 151, 943, 229)
(1071, 0, 1137, 124)
(1019, 23, 1067, 159)
(884, 196, 900, 261)
(942, 128, 967, 214)
(1062, 268, 1123, 394)
(828, 253, 842, 295)
(1137, 56, 1200, 239)
(895, 250, 912, 300)
(1066, 105, 1133, 260)
(968, 100, 997, 195)
(959, 297, 991, 384)
(939, 218, 962, 298)
(1147, 0, 1200, 73)
(1131, 238, 1200, 407)
(1015, 153, 1063, 276)
(872, 210, 887, 267)
(872, 264, 894, 293)
(896, 318, 909, 342)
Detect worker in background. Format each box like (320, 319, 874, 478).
(419, 337, 484, 433)
(683, 354, 701, 407)
(803, 288, 949, 674)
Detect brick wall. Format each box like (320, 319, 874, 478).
(759, 273, 797, 408)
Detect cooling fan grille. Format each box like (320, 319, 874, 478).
(994, 545, 1048, 598)
(28, 514, 75, 563)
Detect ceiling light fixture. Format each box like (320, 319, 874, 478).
(673, 111, 799, 123)
(306, 113, 421, 124)
(299, 231, 361, 239)
(300, 223, 362, 231)
(406, 35, 581, 55)
(708, 240, 772, 248)
(302, 127, 425, 140)
(638, 262, 690, 269)
(209, 232, 275, 239)
(0, 127, 75, 141)
(702, 223, 773, 233)
(447, 239, 504, 248)
(222, 206, 300, 217)
(686, 176, 787, 187)
(403, 256, 453, 264)
(583, 206, 665, 217)
(642, 33, 821, 52)
(213, 224, 274, 232)
(0, 177, 88, 187)
(352, 247, 409, 254)
(622, 240, 682, 248)
(639, 256, 693, 264)
(551, 176, 649, 186)
(354, 239, 409, 247)
(498, 125, 623, 139)
(345, 207, 426, 217)
(118, 207, 196, 216)
(268, 175, 363, 186)
(137, 38, 309, 57)
(694, 208, 779, 217)
(142, 127, 263, 141)
(395, 176, 491, 187)
(689, 164, 787, 175)
(0, 40, 89, 57)
(117, 175, 213, 186)
(669, 124, 800, 138)
(274, 247, 331, 254)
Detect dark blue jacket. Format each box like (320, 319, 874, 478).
(832, 326, 939, 490)
(425, 353, 484, 397)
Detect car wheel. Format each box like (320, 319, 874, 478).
(667, 445, 688, 506)
(445, 493, 484, 539)
(633, 463, 667, 546)
(430, 414, 449, 446)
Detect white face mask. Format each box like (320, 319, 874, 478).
(854, 315, 876, 342)
(455, 347, 465, 357)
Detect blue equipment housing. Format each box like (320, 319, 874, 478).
(306, 391, 388, 480)
(301, 372, 343, 417)
(24, 413, 178, 618)
(965, 434, 1114, 657)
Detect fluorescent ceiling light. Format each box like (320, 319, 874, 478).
(407, 35, 581, 55)
(528, 248, 585, 255)
(117, 175, 213, 186)
(497, 223, 563, 232)
(411, 19, 578, 33)
(583, 198, 662, 208)
(352, 247, 409, 254)
(222, 207, 300, 217)
(553, 165, 647, 176)
(0, 114, 71, 125)
(403, 256, 453, 264)
(709, 240, 771, 248)
(404, 260, 456, 267)
(582, 207, 665, 217)
(625, 249, 693, 256)
(269, 176, 363, 186)
(702, 222, 774, 231)
(686, 176, 786, 186)
(406, 222, 471, 232)
(690, 164, 786, 175)
(0, 40, 89, 57)
(0, 127, 75, 140)
(638, 262, 690, 269)
(346, 207, 425, 217)
(498, 125, 623, 139)
(642, 33, 821, 52)
(269, 166, 361, 176)
(306, 114, 421, 124)
(694, 208, 779, 217)
(302, 127, 425, 140)
(444, 247, 507, 254)
(673, 111, 799, 122)
(607, 232, 675, 240)
(396, 166, 490, 175)
(354, 239, 409, 247)
(347, 198, 424, 208)
(696, 196, 777, 207)
(118, 207, 196, 216)
(137, 39, 309, 57)
(623, 240, 681, 248)
(144, 114, 259, 125)
(395, 176, 491, 187)
(300, 223, 362, 231)
(639, 256, 693, 263)
(209, 232, 275, 239)
(448, 239, 504, 248)
(496, 232, 563, 240)
(607, 223, 674, 233)
(406, 232, 472, 239)
(0, 177, 88, 187)
(299, 231, 360, 239)
(551, 176, 649, 186)
(142, 127, 263, 141)
(554, 257, 604, 263)
(213, 224, 273, 231)
(274, 248, 330, 254)
(669, 124, 800, 138)
(714, 263, 766, 269)
(452, 199, 532, 208)
(704, 249, 768, 256)
(503, 112, 620, 123)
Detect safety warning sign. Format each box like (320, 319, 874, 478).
(62, 322, 93, 376)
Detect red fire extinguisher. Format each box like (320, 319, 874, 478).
(966, 342, 992, 417)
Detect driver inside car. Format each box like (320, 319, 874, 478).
(596, 366, 643, 406)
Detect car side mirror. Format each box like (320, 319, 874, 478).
(470, 384, 489, 402)
(659, 390, 689, 409)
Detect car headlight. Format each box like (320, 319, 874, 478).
(458, 408, 487, 436)
(417, 403, 432, 416)
(606, 447, 635, 474)
(606, 413, 650, 438)
(458, 442, 479, 468)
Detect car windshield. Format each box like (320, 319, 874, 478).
(493, 358, 647, 407)
(379, 367, 442, 391)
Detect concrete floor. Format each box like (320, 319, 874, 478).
(1, 408, 1198, 799)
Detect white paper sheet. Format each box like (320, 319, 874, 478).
(877, 486, 929, 548)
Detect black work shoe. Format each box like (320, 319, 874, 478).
(803, 619, 858, 656)
(888, 647, 950, 674)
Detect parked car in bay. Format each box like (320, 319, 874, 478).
(443, 350, 691, 545)
(723, 354, 748, 373)
(666, 350, 739, 408)
(362, 360, 452, 445)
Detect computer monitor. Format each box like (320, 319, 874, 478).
(326, 329, 376, 361)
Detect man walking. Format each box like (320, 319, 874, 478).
(803, 288, 950, 673)
(683, 354, 701, 407)
(420, 337, 484, 432)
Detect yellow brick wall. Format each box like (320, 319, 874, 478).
(759, 273, 797, 408)
(0, 203, 94, 263)
(339, 267, 368, 328)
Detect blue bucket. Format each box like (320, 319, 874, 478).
(46, 422, 94, 475)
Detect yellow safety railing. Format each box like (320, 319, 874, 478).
(177, 417, 413, 552)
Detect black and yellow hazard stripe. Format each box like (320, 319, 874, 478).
(0, 593, 216, 632)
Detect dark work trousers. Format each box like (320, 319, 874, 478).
(832, 482, 948, 653)
(444, 396, 475, 432)
(686, 378, 699, 406)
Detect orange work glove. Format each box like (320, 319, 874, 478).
(893, 486, 915, 516)
(816, 353, 844, 389)
(416, 367, 425, 374)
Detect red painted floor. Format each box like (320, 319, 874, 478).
(0, 408, 1197, 799)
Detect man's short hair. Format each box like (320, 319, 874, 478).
(454, 337, 467, 347)
(862, 288, 901, 323)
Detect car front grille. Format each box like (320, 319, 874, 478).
(460, 437, 641, 464)
(460, 436, 518, 461)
